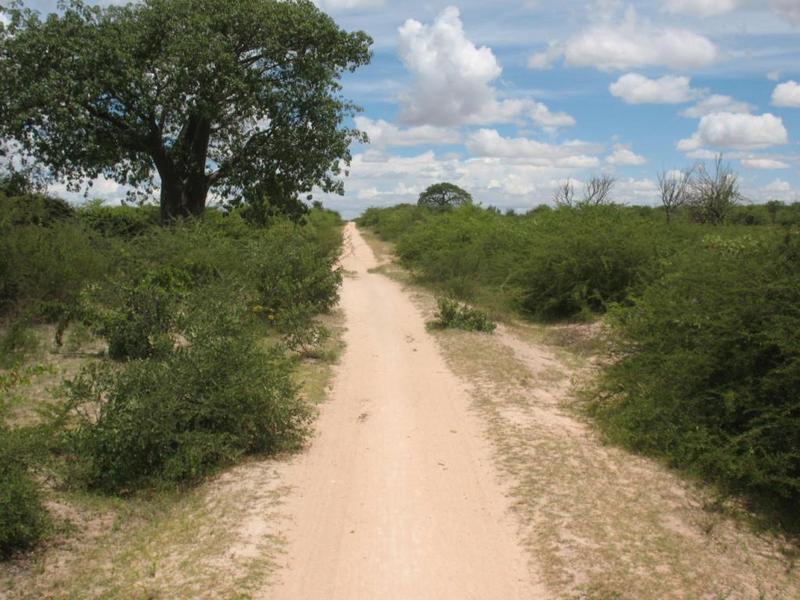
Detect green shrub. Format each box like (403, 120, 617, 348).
(0, 192, 74, 227)
(0, 320, 40, 369)
(433, 298, 496, 333)
(63, 303, 310, 493)
(80, 267, 189, 360)
(0, 219, 111, 319)
(76, 201, 159, 238)
(366, 204, 681, 321)
(0, 423, 48, 558)
(250, 220, 342, 316)
(594, 231, 800, 510)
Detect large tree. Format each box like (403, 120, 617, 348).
(417, 182, 472, 210)
(0, 0, 372, 222)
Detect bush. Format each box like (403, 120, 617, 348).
(594, 231, 800, 510)
(433, 298, 496, 333)
(249, 220, 342, 317)
(79, 267, 190, 360)
(75, 200, 160, 238)
(0, 423, 48, 558)
(63, 302, 310, 493)
(513, 206, 675, 320)
(366, 204, 681, 321)
(0, 218, 111, 319)
(0, 192, 75, 227)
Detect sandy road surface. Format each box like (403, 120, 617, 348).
(266, 222, 543, 599)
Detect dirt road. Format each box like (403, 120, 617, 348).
(267, 222, 544, 599)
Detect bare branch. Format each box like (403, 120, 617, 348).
(582, 174, 615, 206)
(657, 167, 693, 224)
(553, 179, 575, 207)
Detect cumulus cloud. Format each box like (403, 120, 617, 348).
(772, 80, 800, 107)
(559, 8, 717, 71)
(397, 7, 574, 130)
(681, 94, 753, 117)
(678, 112, 788, 151)
(398, 7, 502, 126)
(466, 129, 600, 167)
(354, 117, 460, 148)
(609, 73, 696, 104)
(740, 158, 790, 169)
(606, 145, 647, 165)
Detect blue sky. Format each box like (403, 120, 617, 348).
(8, 1, 800, 216)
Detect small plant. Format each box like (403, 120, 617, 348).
(0, 422, 48, 558)
(433, 298, 496, 333)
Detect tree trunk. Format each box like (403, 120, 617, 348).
(154, 114, 213, 225)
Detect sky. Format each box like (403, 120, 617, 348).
(8, 0, 800, 217)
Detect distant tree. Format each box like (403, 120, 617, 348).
(582, 175, 615, 206)
(766, 199, 783, 225)
(657, 168, 693, 224)
(688, 154, 741, 225)
(417, 182, 472, 210)
(553, 180, 575, 208)
(0, 0, 372, 223)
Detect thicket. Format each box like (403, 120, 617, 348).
(595, 232, 800, 514)
(360, 203, 685, 320)
(360, 200, 800, 521)
(0, 193, 344, 553)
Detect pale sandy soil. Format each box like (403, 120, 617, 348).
(262, 222, 546, 599)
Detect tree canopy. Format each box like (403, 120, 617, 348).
(0, 0, 372, 222)
(417, 182, 472, 210)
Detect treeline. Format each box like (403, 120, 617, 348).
(359, 202, 800, 527)
(0, 186, 344, 557)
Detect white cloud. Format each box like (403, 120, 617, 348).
(313, 0, 384, 11)
(767, 70, 782, 82)
(663, 0, 800, 23)
(606, 145, 647, 165)
(764, 179, 792, 192)
(772, 80, 800, 107)
(615, 178, 659, 204)
(529, 102, 576, 129)
(771, 0, 800, 25)
(397, 7, 506, 126)
(397, 8, 574, 130)
(741, 158, 791, 169)
(528, 43, 563, 70)
(466, 129, 600, 167)
(678, 112, 788, 151)
(354, 117, 460, 148)
(681, 94, 753, 117)
(662, 0, 741, 17)
(560, 8, 718, 71)
(686, 148, 720, 160)
(609, 73, 696, 104)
